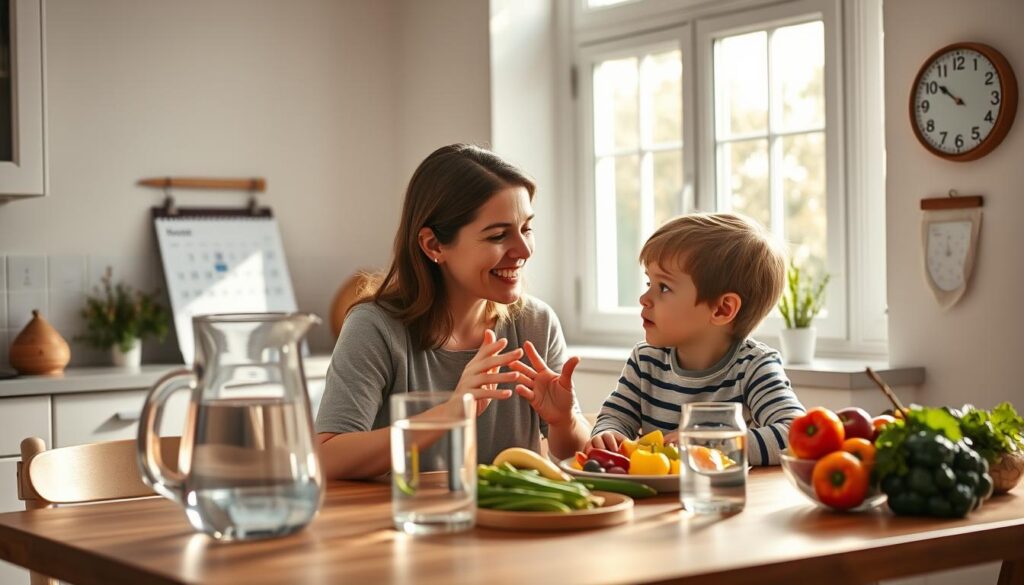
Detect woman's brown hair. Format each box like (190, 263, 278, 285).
(365, 144, 536, 350)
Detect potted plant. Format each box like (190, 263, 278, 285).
(79, 268, 169, 368)
(777, 261, 830, 364)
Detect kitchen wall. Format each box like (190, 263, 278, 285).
(884, 0, 1024, 410)
(0, 0, 492, 364)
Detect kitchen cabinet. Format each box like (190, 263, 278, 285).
(0, 0, 46, 199)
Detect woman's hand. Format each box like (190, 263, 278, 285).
(510, 341, 580, 427)
(450, 329, 522, 417)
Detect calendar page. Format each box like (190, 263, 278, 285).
(154, 215, 298, 364)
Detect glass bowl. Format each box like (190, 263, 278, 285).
(779, 451, 887, 512)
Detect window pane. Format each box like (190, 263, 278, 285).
(613, 154, 642, 308)
(782, 131, 827, 275)
(772, 21, 825, 131)
(653, 150, 683, 228)
(594, 57, 639, 154)
(643, 50, 682, 146)
(720, 139, 769, 228)
(714, 32, 767, 138)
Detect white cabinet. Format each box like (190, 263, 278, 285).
(0, 0, 47, 199)
(0, 395, 49, 456)
(53, 388, 190, 448)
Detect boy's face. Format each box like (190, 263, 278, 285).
(639, 261, 719, 349)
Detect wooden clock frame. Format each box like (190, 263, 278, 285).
(909, 42, 1018, 162)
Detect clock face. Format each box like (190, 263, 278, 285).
(926, 220, 972, 292)
(913, 48, 1004, 156)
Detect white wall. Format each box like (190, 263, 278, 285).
(395, 0, 493, 184)
(489, 0, 565, 318)
(0, 0, 494, 362)
(884, 0, 1024, 410)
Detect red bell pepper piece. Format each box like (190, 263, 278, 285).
(586, 448, 630, 471)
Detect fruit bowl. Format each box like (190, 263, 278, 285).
(779, 451, 887, 512)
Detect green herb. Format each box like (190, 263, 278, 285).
(959, 402, 1024, 463)
(777, 260, 831, 329)
(874, 406, 962, 479)
(78, 268, 169, 352)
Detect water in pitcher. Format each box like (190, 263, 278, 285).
(679, 430, 747, 513)
(390, 417, 475, 534)
(182, 397, 322, 540)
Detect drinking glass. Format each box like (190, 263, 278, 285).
(390, 392, 476, 534)
(678, 402, 748, 513)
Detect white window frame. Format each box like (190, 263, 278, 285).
(576, 26, 696, 336)
(564, 0, 887, 357)
(696, 0, 846, 342)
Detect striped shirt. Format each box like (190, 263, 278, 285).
(591, 338, 805, 466)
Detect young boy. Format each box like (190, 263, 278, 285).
(588, 213, 805, 466)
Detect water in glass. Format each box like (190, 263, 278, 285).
(678, 403, 748, 514)
(390, 393, 476, 535)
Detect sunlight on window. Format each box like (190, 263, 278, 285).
(714, 20, 826, 277)
(593, 49, 683, 309)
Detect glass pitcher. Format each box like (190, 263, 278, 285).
(137, 313, 324, 541)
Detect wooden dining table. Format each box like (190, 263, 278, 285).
(0, 468, 1021, 585)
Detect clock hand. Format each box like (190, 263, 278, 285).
(938, 85, 965, 106)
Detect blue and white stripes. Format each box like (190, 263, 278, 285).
(591, 339, 805, 466)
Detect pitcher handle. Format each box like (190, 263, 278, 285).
(137, 368, 194, 504)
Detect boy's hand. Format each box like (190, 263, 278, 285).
(587, 430, 627, 453)
(664, 431, 679, 446)
(510, 341, 580, 427)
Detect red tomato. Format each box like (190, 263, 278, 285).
(841, 437, 876, 467)
(788, 407, 845, 459)
(812, 451, 869, 510)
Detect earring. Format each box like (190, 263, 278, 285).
(433, 257, 439, 263)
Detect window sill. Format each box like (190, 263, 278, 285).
(567, 344, 924, 391)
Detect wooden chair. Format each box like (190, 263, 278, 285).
(328, 271, 377, 339)
(17, 436, 181, 585)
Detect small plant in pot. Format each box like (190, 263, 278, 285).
(777, 261, 830, 364)
(79, 268, 169, 368)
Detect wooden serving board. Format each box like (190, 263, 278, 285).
(475, 491, 633, 531)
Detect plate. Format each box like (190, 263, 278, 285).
(476, 491, 633, 531)
(558, 458, 680, 493)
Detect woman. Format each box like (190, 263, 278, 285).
(316, 144, 591, 479)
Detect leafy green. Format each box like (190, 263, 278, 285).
(959, 402, 1024, 462)
(874, 406, 962, 479)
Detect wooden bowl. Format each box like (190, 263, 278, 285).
(9, 310, 71, 375)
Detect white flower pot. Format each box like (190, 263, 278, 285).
(779, 327, 816, 364)
(111, 338, 142, 369)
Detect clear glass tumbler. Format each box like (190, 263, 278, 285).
(678, 402, 748, 514)
(390, 392, 476, 534)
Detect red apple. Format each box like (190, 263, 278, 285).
(836, 407, 874, 441)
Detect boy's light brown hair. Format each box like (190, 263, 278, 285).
(639, 212, 786, 340)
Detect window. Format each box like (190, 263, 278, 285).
(569, 0, 886, 355)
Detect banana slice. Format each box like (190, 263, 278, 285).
(492, 447, 572, 482)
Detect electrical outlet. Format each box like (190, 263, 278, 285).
(8, 255, 47, 291)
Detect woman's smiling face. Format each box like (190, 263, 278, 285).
(438, 185, 534, 305)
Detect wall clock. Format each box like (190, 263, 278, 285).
(920, 192, 982, 309)
(910, 42, 1018, 161)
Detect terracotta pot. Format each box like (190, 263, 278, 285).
(990, 451, 1024, 494)
(9, 310, 71, 375)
